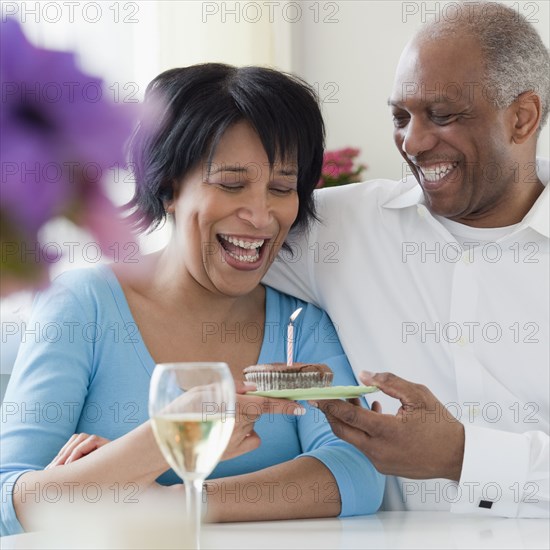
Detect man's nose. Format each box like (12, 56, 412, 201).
(401, 117, 438, 157)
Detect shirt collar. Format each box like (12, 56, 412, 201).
(382, 157, 549, 239)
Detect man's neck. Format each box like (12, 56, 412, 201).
(451, 178, 544, 229)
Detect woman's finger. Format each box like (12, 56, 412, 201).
(222, 430, 261, 460)
(46, 434, 109, 468)
(65, 435, 110, 464)
(46, 433, 90, 469)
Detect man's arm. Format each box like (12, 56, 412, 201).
(263, 201, 321, 306)
(314, 371, 549, 518)
(452, 424, 549, 517)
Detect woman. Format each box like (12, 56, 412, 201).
(0, 64, 384, 535)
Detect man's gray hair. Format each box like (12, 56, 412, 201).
(419, 1, 550, 133)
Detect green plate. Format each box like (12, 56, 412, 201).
(246, 385, 378, 400)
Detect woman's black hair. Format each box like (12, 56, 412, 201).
(126, 63, 325, 235)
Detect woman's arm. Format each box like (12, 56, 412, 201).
(205, 456, 340, 522)
(204, 397, 384, 522)
(203, 297, 385, 522)
(11, 421, 170, 531)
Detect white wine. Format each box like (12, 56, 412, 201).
(152, 413, 235, 480)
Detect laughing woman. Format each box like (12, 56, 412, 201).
(0, 64, 384, 535)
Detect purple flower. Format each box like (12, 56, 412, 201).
(1, 19, 138, 294)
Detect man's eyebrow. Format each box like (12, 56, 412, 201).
(388, 98, 406, 108)
(387, 98, 464, 108)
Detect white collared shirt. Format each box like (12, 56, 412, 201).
(264, 159, 549, 517)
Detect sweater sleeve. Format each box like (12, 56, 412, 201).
(293, 308, 385, 516)
(0, 274, 95, 535)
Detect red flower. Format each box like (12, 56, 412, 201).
(317, 147, 367, 188)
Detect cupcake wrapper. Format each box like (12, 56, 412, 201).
(244, 372, 333, 391)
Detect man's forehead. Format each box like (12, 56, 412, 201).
(390, 35, 484, 104)
(399, 33, 481, 70)
(387, 96, 458, 108)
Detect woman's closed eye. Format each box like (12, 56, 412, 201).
(270, 186, 295, 195)
(217, 183, 245, 192)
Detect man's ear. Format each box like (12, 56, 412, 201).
(511, 91, 542, 144)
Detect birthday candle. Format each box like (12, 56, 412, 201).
(286, 307, 303, 367)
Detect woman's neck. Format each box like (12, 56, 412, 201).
(113, 247, 265, 325)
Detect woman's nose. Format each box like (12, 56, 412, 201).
(237, 190, 273, 229)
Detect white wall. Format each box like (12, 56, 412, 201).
(5, 0, 550, 255)
(2, 1, 549, 378)
(289, 0, 550, 181)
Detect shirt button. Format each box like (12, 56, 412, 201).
(417, 205, 426, 218)
(458, 336, 467, 346)
(462, 254, 472, 265)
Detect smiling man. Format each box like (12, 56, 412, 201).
(264, 2, 549, 517)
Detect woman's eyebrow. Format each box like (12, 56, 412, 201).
(208, 164, 248, 175)
(276, 168, 298, 176)
(208, 165, 298, 177)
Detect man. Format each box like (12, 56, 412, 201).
(264, 2, 549, 517)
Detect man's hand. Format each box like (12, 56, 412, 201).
(312, 371, 465, 481)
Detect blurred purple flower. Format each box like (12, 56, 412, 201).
(0, 19, 137, 294)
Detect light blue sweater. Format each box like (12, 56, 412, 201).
(0, 266, 384, 534)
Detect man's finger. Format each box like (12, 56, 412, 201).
(359, 371, 429, 404)
(313, 399, 386, 435)
(320, 409, 376, 456)
(371, 400, 383, 413)
(346, 397, 361, 407)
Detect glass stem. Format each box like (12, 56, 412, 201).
(186, 478, 204, 549)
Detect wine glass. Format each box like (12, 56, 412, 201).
(149, 362, 236, 549)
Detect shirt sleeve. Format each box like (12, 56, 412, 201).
(0, 278, 94, 535)
(293, 308, 385, 516)
(263, 218, 321, 306)
(451, 425, 549, 517)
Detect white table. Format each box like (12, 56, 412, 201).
(1, 512, 548, 549)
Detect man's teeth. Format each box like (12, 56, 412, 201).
(420, 163, 458, 182)
(219, 235, 264, 249)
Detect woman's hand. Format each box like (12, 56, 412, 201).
(45, 433, 111, 469)
(45, 381, 305, 467)
(223, 381, 305, 460)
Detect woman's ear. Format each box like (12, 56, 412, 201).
(511, 91, 542, 144)
(164, 181, 178, 214)
(165, 200, 175, 214)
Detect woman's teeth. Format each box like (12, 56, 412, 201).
(227, 250, 260, 263)
(218, 234, 264, 263)
(220, 235, 264, 249)
(421, 162, 458, 182)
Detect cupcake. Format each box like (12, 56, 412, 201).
(243, 362, 333, 391)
